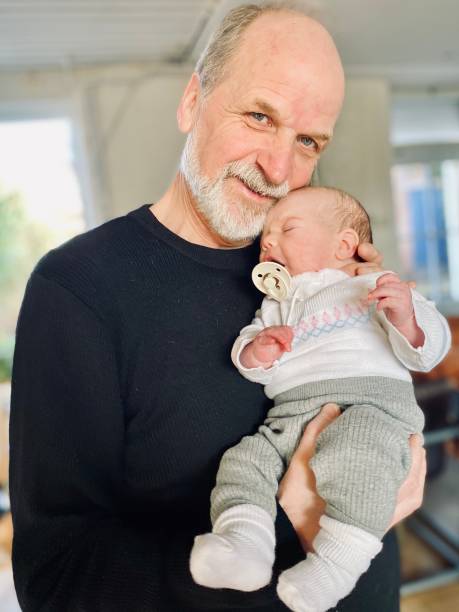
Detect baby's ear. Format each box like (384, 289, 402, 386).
(335, 228, 360, 260)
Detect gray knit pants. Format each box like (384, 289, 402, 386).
(211, 377, 424, 538)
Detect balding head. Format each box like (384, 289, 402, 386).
(196, 3, 344, 112)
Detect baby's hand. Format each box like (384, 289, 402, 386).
(240, 326, 294, 369)
(367, 273, 425, 347)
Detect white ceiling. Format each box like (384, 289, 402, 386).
(1, 0, 459, 86)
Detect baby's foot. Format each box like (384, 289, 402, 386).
(277, 516, 382, 612)
(190, 504, 275, 591)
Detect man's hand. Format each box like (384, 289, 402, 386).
(278, 404, 427, 552)
(278, 403, 338, 552)
(240, 326, 293, 369)
(368, 273, 425, 348)
(386, 434, 426, 531)
(341, 242, 383, 277)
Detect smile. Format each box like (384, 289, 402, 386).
(232, 177, 274, 202)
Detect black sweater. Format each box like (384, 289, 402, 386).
(10, 205, 400, 611)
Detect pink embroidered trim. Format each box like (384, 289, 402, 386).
(292, 300, 371, 341)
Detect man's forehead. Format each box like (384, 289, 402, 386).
(226, 51, 341, 138)
(225, 11, 344, 126)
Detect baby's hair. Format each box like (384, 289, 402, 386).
(320, 187, 373, 245)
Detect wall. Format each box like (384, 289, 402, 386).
(0, 63, 190, 224)
(318, 79, 398, 269)
(85, 68, 189, 218)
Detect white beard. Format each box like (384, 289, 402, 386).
(180, 131, 289, 243)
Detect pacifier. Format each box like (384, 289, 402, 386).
(252, 261, 292, 301)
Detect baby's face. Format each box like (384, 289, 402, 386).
(260, 190, 339, 276)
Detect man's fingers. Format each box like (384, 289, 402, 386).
(355, 264, 383, 276)
(409, 433, 427, 479)
(340, 262, 381, 277)
(296, 403, 341, 456)
(387, 434, 426, 531)
(357, 242, 383, 265)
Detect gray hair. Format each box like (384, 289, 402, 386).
(195, 2, 318, 97)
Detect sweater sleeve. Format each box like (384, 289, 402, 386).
(231, 297, 282, 385)
(9, 271, 283, 612)
(377, 289, 451, 372)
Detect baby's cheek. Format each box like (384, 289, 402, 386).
(290, 244, 310, 271)
(297, 249, 323, 274)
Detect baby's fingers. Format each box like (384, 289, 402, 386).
(376, 273, 401, 286)
(264, 326, 293, 350)
(368, 284, 406, 302)
(376, 297, 401, 311)
(256, 335, 277, 346)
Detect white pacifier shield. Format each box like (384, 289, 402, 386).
(252, 262, 292, 301)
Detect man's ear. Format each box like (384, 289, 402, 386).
(335, 228, 360, 260)
(177, 73, 201, 134)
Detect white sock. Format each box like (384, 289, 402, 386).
(189, 504, 276, 591)
(277, 516, 383, 612)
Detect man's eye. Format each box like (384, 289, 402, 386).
(284, 227, 297, 232)
(250, 112, 270, 124)
(299, 135, 317, 149)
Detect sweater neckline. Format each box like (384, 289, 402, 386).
(290, 268, 350, 289)
(128, 204, 260, 271)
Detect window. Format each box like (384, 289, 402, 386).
(0, 116, 87, 384)
(391, 93, 459, 311)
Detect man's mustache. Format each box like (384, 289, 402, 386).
(224, 161, 289, 199)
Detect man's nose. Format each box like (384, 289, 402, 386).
(256, 142, 294, 186)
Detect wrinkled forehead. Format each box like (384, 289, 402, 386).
(229, 13, 345, 120)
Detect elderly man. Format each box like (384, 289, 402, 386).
(10, 4, 425, 612)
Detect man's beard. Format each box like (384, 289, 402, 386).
(179, 131, 289, 243)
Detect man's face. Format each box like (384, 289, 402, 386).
(180, 128, 289, 243)
(179, 12, 345, 244)
(260, 191, 339, 276)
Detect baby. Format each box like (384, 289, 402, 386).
(190, 187, 451, 612)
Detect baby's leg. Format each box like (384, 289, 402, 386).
(190, 429, 285, 591)
(311, 404, 411, 536)
(277, 405, 412, 612)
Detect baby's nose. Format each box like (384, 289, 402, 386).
(261, 233, 275, 250)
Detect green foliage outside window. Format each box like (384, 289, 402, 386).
(0, 188, 51, 382)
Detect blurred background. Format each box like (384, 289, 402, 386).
(0, 1, 458, 610)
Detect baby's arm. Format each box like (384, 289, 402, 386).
(369, 272, 451, 371)
(231, 297, 289, 384)
(240, 326, 293, 369)
(368, 273, 424, 347)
